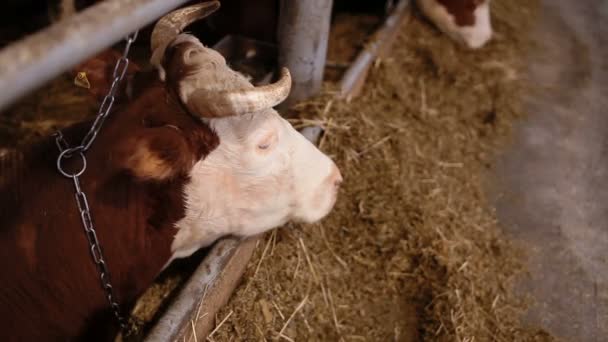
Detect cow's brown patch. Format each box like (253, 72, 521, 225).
(0, 51, 221, 340)
(126, 142, 176, 181)
(437, 0, 485, 26)
(16, 223, 37, 271)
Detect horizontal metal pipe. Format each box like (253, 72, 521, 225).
(0, 0, 193, 111)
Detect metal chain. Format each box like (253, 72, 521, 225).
(53, 30, 139, 331)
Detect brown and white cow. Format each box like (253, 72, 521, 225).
(416, 0, 493, 49)
(0, 2, 341, 340)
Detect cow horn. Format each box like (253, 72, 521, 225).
(186, 68, 292, 117)
(150, 1, 220, 80)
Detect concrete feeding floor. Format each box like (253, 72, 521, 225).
(490, 0, 608, 340)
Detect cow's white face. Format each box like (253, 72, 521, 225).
(459, 1, 492, 49)
(171, 110, 341, 259)
(154, 32, 341, 259)
(417, 0, 492, 49)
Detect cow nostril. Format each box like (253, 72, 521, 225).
(326, 165, 343, 190)
(332, 169, 343, 188)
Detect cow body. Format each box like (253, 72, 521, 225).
(417, 0, 493, 48)
(0, 2, 341, 340)
(0, 86, 215, 341)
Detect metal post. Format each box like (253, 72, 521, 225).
(0, 0, 195, 111)
(277, 0, 333, 108)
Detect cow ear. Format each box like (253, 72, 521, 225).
(118, 126, 195, 181)
(71, 49, 140, 101)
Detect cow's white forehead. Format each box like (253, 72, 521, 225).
(416, 0, 492, 49)
(204, 110, 281, 142)
(462, 1, 492, 49)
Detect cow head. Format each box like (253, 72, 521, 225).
(417, 0, 492, 49)
(106, 1, 340, 259)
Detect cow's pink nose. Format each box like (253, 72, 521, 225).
(330, 166, 343, 188)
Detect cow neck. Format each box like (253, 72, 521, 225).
(34, 124, 180, 336)
(58, 120, 182, 308)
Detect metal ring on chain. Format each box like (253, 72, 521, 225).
(56, 147, 87, 178)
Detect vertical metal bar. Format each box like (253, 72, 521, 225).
(277, 0, 334, 108)
(0, 0, 193, 111)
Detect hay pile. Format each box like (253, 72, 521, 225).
(0, 0, 556, 340)
(324, 13, 381, 83)
(211, 1, 554, 341)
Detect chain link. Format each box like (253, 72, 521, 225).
(54, 30, 139, 331)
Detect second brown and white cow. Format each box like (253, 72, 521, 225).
(0, 2, 341, 340)
(417, 0, 493, 48)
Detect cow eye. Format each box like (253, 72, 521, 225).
(184, 48, 201, 62)
(256, 132, 276, 151)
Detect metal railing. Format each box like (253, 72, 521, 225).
(0, 0, 193, 111)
